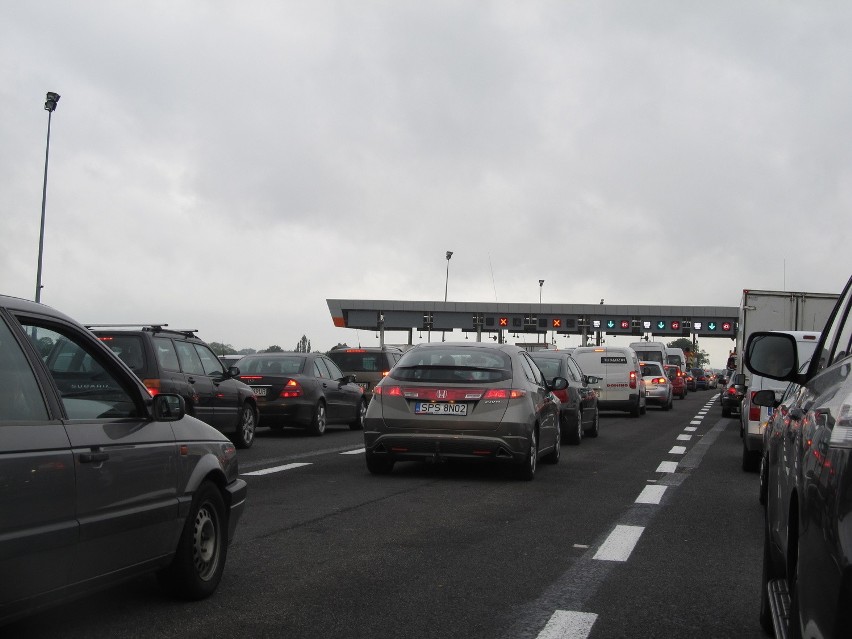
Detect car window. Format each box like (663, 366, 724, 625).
(324, 357, 345, 380)
(313, 357, 331, 379)
(819, 283, 852, 370)
(18, 320, 142, 419)
(391, 348, 512, 383)
(566, 358, 584, 383)
(0, 318, 49, 420)
(98, 334, 145, 373)
(531, 357, 561, 381)
(194, 343, 225, 376)
(174, 340, 205, 375)
(153, 337, 180, 372)
(520, 353, 545, 386)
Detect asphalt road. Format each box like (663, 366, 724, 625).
(6, 389, 768, 639)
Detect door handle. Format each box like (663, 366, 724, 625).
(80, 451, 109, 463)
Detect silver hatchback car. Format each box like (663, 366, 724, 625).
(362, 342, 567, 480)
(0, 294, 247, 624)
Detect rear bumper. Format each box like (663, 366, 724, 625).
(365, 431, 529, 465)
(255, 400, 312, 426)
(598, 394, 639, 412)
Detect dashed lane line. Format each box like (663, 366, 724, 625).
(242, 462, 312, 476)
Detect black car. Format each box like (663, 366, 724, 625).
(720, 372, 746, 418)
(747, 273, 852, 637)
(327, 345, 404, 401)
(90, 325, 259, 448)
(0, 294, 247, 624)
(236, 352, 366, 435)
(690, 367, 708, 390)
(529, 350, 600, 444)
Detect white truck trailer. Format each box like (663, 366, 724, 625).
(734, 289, 839, 376)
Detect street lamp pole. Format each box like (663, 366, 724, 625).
(35, 91, 60, 303)
(539, 280, 544, 345)
(442, 251, 453, 341)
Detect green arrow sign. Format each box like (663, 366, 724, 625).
(607, 320, 615, 329)
(657, 321, 666, 330)
(708, 322, 717, 331)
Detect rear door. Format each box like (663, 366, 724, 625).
(0, 312, 75, 606)
(173, 339, 218, 428)
(194, 342, 240, 431)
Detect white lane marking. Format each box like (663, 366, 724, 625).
(655, 461, 678, 473)
(690, 420, 702, 425)
(341, 448, 365, 455)
(677, 434, 692, 441)
(243, 462, 312, 476)
(594, 525, 645, 561)
(684, 426, 698, 432)
(537, 610, 598, 639)
(669, 445, 687, 454)
(636, 485, 667, 504)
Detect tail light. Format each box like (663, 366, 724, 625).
(381, 371, 390, 377)
(142, 378, 161, 397)
(279, 379, 303, 398)
(483, 389, 527, 399)
(727, 386, 738, 396)
(652, 377, 666, 385)
(553, 389, 569, 402)
(749, 392, 761, 422)
(373, 385, 402, 397)
(629, 371, 637, 389)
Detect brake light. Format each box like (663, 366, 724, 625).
(374, 385, 402, 396)
(381, 371, 390, 377)
(279, 379, 303, 398)
(652, 377, 666, 385)
(727, 386, 738, 396)
(346, 349, 366, 353)
(749, 392, 761, 422)
(553, 389, 569, 402)
(240, 375, 263, 381)
(483, 389, 527, 399)
(142, 378, 161, 397)
(629, 370, 637, 389)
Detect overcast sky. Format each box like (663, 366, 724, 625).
(2, 1, 851, 366)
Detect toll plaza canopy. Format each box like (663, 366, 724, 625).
(326, 299, 738, 339)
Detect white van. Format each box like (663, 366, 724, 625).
(629, 341, 667, 368)
(740, 330, 820, 472)
(572, 346, 646, 417)
(664, 347, 687, 372)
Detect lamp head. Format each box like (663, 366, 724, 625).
(44, 92, 60, 112)
(539, 279, 545, 287)
(446, 251, 453, 260)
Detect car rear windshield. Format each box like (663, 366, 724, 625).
(96, 334, 147, 374)
(641, 363, 664, 376)
(327, 350, 391, 372)
(390, 348, 512, 383)
(238, 356, 305, 375)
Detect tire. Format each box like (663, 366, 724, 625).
(640, 397, 647, 415)
(365, 451, 394, 475)
(722, 405, 732, 418)
(349, 399, 367, 431)
(564, 411, 582, 446)
(515, 428, 537, 480)
(308, 401, 327, 436)
(759, 453, 768, 506)
(157, 481, 226, 600)
(543, 423, 561, 464)
(584, 407, 599, 438)
(630, 400, 640, 418)
(742, 439, 760, 472)
(233, 403, 256, 449)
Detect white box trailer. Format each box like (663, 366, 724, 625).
(735, 289, 839, 376)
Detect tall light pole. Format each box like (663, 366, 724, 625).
(539, 280, 544, 345)
(442, 251, 453, 341)
(35, 91, 60, 303)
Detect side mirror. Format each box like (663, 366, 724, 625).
(745, 332, 798, 381)
(585, 375, 600, 385)
(752, 389, 779, 408)
(227, 365, 240, 377)
(152, 393, 186, 421)
(549, 376, 569, 391)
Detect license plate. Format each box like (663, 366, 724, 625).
(251, 387, 268, 397)
(415, 402, 468, 416)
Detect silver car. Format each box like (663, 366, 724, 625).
(362, 343, 567, 480)
(640, 361, 673, 410)
(0, 294, 247, 624)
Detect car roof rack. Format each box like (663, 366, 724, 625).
(85, 324, 199, 338)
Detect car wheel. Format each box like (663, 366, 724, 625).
(365, 451, 394, 475)
(640, 396, 647, 415)
(349, 398, 367, 431)
(630, 400, 640, 418)
(157, 481, 226, 600)
(742, 439, 760, 472)
(544, 423, 560, 464)
(565, 412, 582, 446)
(584, 407, 599, 438)
(515, 428, 537, 480)
(233, 403, 256, 449)
(722, 405, 731, 418)
(308, 401, 327, 436)
(759, 453, 768, 506)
